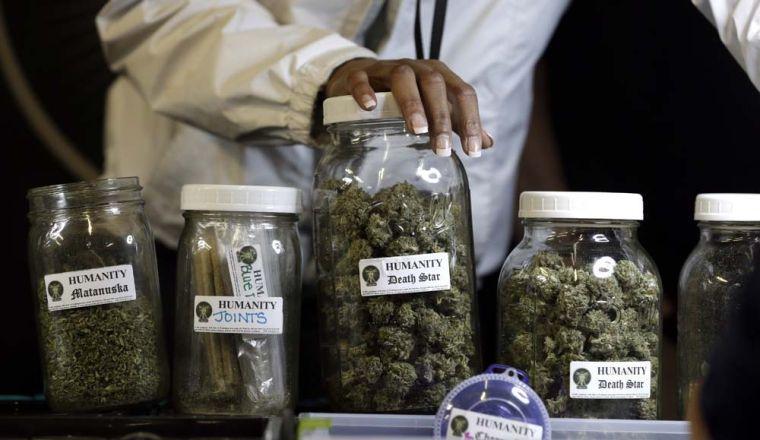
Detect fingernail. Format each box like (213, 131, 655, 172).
(484, 130, 494, 148)
(361, 95, 376, 109)
(435, 133, 451, 157)
(467, 135, 482, 157)
(410, 113, 429, 134)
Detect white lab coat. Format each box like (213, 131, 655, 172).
(95, 0, 759, 280)
(96, 0, 570, 279)
(693, 0, 760, 91)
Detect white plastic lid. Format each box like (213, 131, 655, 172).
(181, 184, 301, 214)
(694, 193, 760, 221)
(519, 191, 644, 220)
(323, 91, 403, 125)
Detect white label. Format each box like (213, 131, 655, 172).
(359, 252, 450, 296)
(446, 408, 543, 440)
(193, 296, 283, 334)
(226, 244, 269, 299)
(44, 264, 136, 312)
(570, 361, 651, 399)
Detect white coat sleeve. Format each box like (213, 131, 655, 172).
(693, 0, 760, 91)
(96, 0, 376, 144)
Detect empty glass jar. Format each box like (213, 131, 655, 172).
(27, 177, 169, 412)
(678, 194, 760, 417)
(313, 92, 481, 413)
(174, 184, 302, 415)
(497, 192, 662, 419)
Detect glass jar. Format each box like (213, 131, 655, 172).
(313, 92, 481, 413)
(678, 194, 760, 417)
(174, 185, 302, 415)
(27, 177, 169, 412)
(497, 192, 662, 419)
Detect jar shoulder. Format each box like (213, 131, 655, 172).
(315, 145, 468, 196)
(678, 241, 758, 298)
(500, 236, 659, 273)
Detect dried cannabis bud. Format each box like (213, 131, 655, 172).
(35, 231, 166, 412)
(499, 251, 660, 419)
(316, 179, 479, 412)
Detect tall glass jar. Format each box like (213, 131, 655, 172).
(678, 194, 760, 417)
(174, 185, 302, 415)
(497, 192, 662, 420)
(313, 92, 481, 413)
(27, 177, 169, 412)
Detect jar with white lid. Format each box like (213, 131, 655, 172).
(313, 92, 481, 413)
(173, 184, 302, 415)
(678, 194, 760, 417)
(497, 191, 662, 419)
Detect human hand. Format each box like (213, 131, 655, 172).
(325, 58, 494, 157)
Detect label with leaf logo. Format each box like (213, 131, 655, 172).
(44, 264, 136, 312)
(193, 296, 283, 334)
(570, 361, 651, 399)
(358, 252, 450, 296)
(446, 408, 543, 440)
(192, 243, 282, 334)
(227, 244, 269, 299)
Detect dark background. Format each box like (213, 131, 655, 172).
(2, 0, 759, 420)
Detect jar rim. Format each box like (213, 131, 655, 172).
(28, 177, 141, 198)
(27, 177, 142, 213)
(326, 117, 407, 130)
(698, 220, 760, 228)
(324, 92, 402, 125)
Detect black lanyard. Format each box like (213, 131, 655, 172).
(414, 0, 448, 60)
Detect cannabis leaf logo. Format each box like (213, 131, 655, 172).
(450, 415, 469, 437)
(237, 245, 257, 265)
(362, 265, 380, 286)
(47, 281, 63, 302)
(196, 301, 213, 322)
(573, 368, 591, 389)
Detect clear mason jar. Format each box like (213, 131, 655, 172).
(497, 192, 662, 419)
(27, 177, 169, 412)
(678, 194, 760, 417)
(313, 92, 481, 413)
(174, 185, 302, 415)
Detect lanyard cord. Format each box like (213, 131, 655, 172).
(414, 0, 448, 60)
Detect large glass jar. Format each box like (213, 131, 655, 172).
(27, 177, 169, 412)
(678, 194, 760, 417)
(313, 92, 481, 413)
(174, 185, 302, 415)
(497, 192, 662, 420)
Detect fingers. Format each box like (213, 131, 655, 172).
(389, 63, 430, 136)
(434, 62, 485, 157)
(417, 68, 453, 157)
(326, 58, 493, 157)
(346, 69, 377, 110)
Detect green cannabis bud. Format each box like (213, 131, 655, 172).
(499, 251, 660, 419)
(316, 179, 479, 412)
(35, 231, 166, 412)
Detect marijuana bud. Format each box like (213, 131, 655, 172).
(378, 326, 416, 361)
(386, 236, 420, 256)
(499, 253, 660, 419)
(316, 180, 478, 412)
(366, 213, 393, 248)
(366, 298, 396, 325)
